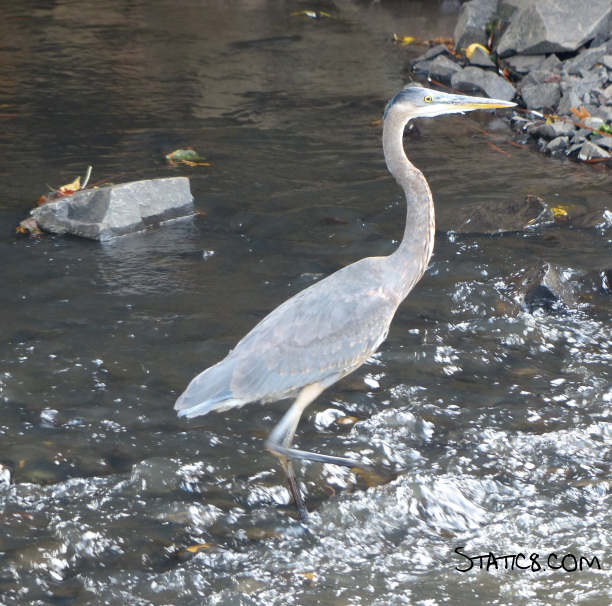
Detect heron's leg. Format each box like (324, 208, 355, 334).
(265, 383, 369, 519)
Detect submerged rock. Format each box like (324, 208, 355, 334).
(437, 194, 548, 234)
(497, 0, 612, 56)
(31, 177, 193, 241)
(522, 263, 577, 312)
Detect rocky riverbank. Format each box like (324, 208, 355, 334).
(411, 0, 612, 163)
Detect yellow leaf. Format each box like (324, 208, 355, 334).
(464, 43, 490, 59)
(545, 116, 553, 125)
(393, 33, 416, 45)
(56, 176, 81, 196)
(552, 206, 568, 218)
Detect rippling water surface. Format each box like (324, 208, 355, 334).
(1, 1, 611, 604)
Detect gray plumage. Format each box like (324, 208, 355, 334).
(175, 86, 515, 519)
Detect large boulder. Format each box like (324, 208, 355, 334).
(31, 177, 194, 241)
(451, 66, 516, 101)
(453, 0, 499, 51)
(497, 0, 612, 56)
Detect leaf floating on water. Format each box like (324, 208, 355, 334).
(165, 148, 211, 167)
(295, 571, 317, 583)
(552, 206, 569, 219)
(464, 42, 490, 59)
(392, 33, 416, 46)
(290, 10, 332, 19)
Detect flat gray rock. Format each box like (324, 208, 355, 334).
(521, 82, 561, 109)
(451, 66, 516, 101)
(32, 177, 194, 241)
(497, 0, 612, 56)
(453, 0, 498, 51)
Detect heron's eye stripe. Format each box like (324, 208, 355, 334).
(424, 95, 433, 103)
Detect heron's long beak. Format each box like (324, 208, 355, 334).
(446, 93, 516, 111)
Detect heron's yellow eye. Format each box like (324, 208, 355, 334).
(424, 95, 433, 103)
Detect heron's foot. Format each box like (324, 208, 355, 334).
(278, 456, 309, 521)
(265, 440, 374, 472)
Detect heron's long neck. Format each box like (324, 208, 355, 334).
(383, 111, 435, 301)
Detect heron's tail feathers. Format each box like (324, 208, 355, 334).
(174, 358, 245, 419)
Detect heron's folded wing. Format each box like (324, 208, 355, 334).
(229, 263, 398, 401)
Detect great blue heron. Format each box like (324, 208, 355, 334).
(175, 87, 516, 519)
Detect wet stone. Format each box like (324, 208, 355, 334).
(0, 463, 10, 490)
(590, 135, 612, 150)
(546, 136, 569, 154)
(522, 263, 577, 313)
(31, 177, 194, 241)
(578, 140, 611, 160)
(437, 194, 548, 234)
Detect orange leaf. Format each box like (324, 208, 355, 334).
(569, 106, 590, 121)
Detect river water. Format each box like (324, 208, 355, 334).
(0, 1, 611, 605)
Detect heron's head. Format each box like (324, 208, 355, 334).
(383, 86, 516, 121)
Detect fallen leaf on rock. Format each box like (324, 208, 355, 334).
(16, 217, 41, 236)
(56, 176, 81, 196)
(165, 148, 211, 167)
(570, 106, 590, 121)
(464, 43, 490, 59)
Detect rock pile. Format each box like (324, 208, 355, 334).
(411, 0, 612, 162)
